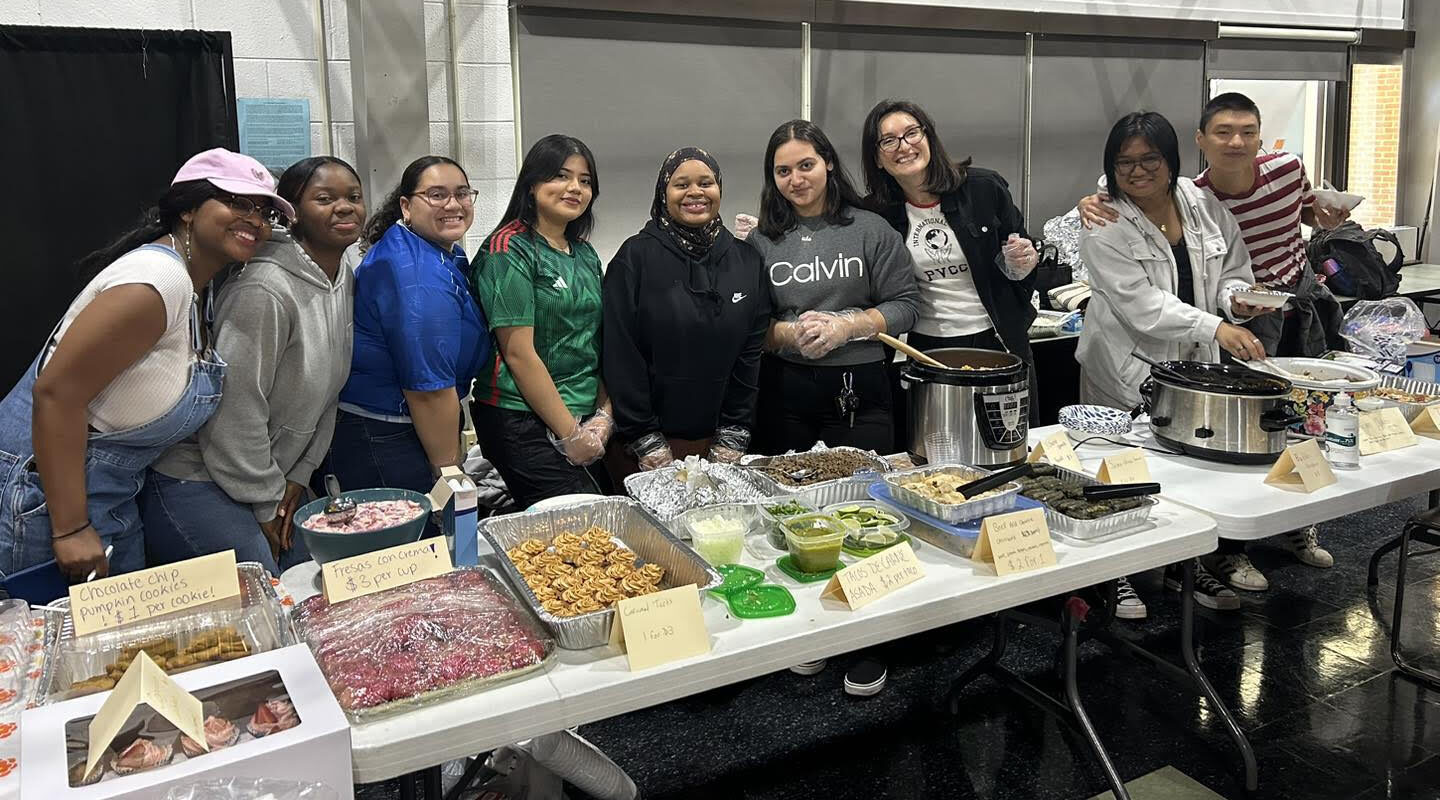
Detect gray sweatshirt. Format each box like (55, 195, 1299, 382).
(747, 208, 921, 366)
(153, 230, 353, 522)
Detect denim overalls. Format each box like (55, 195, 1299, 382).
(0, 244, 226, 576)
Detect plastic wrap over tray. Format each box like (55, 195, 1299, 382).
(624, 460, 774, 523)
(291, 566, 554, 720)
(1024, 465, 1156, 541)
(165, 778, 340, 800)
(39, 562, 294, 704)
(881, 463, 1021, 524)
(479, 497, 723, 649)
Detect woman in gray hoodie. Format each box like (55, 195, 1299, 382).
(139, 156, 364, 573)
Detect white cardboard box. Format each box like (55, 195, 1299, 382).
(21, 644, 353, 800)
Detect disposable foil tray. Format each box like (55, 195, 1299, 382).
(1364, 374, 1440, 421)
(881, 463, 1020, 524)
(623, 461, 774, 523)
(1023, 465, 1156, 541)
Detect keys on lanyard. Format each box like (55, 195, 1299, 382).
(835, 371, 859, 428)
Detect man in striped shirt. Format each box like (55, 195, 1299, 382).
(1078, 92, 1350, 600)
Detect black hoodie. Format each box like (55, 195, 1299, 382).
(603, 220, 772, 443)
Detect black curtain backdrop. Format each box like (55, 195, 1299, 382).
(0, 26, 237, 391)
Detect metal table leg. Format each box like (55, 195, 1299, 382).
(1178, 560, 1258, 792)
(399, 773, 417, 800)
(1391, 521, 1440, 690)
(946, 614, 1009, 714)
(1060, 597, 1129, 800)
(423, 766, 443, 799)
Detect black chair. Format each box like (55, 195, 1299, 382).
(1382, 506, 1440, 690)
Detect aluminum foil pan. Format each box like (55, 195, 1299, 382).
(1361, 374, 1440, 421)
(744, 446, 890, 496)
(624, 460, 773, 523)
(881, 463, 1021, 524)
(37, 562, 294, 704)
(1022, 465, 1156, 541)
(479, 497, 723, 649)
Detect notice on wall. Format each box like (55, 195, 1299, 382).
(237, 98, 311, 171)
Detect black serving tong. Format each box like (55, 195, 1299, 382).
(1082, 482, 1161, 500)
(1131, 351, 1189, 384)
(953, 463, 1032, 498)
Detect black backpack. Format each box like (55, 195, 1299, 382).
(1307, 221, 1404, 299)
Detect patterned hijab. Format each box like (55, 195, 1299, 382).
(651, 146, 724, 258)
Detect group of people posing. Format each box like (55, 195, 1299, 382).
(0, 93, 1347, 629)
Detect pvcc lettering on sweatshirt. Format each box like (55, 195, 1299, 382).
(768, 253, 866, 286)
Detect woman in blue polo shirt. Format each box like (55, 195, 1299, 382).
(327, 155, 489, 495)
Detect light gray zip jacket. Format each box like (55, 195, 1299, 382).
(154, 231, 353, 521)
(1076, 177, 1255, 410)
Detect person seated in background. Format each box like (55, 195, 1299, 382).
(140, 156, 364, 574)
(1077, 111, 1274, 617)
(326, 156, 489, 497)
(602, 147, 770, 481)
(1079, 92, 1349, 590)
(0, 149, 287, 579)
(470, 135, 613, 510)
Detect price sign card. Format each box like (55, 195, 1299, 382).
(972, 507, 1057, 576)
(1359, 408, 1419, 454)
(820, 540, 925, 610)
(85, 650, 205, 778)
(1410, 406, 1440, 439)
(322, 536, 453, 603)
(608, 585, 709, 671)
(1096, 448, 1150, 484)
(69, 551, 240, 637)
(1264, 439, 1336, 493)
(1028, 431, 1083, 472)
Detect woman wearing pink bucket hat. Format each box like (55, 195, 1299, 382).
(0, 148, 292, 583)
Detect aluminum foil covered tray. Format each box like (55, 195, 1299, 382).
(291, 566, 554, 720)
(624, 457, 773, 522)
(39, 562, 293, 704)
(480, 497, 723, 649)
(881, 464, 1021, 524)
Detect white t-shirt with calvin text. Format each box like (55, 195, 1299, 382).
(905, 201, 991, 337)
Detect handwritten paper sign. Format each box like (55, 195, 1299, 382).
(820, 540, 925, 610)
(86, 651, 205, 777)
(1264, 439, 1337, 493)
(1028, 431, 1083, 472)
(1359, 408, 1419, 455)
(1096, 448, 1151, 484)
(972, 507, 1057, 576)
(322, 536, 453, 603)
(607, 585, 709, 671)
(69, 551, 240, 637)
(1410, 406, 1440, 440)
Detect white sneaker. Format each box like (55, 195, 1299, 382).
(1114, 576, 1148, 620)
(1285, 525, 1334, 568)
(1210, 553, 1269, 592)
(789, 659, 826, 676)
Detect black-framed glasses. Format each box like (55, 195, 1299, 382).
(411, 187, 477, 207)
(219, 193, 286, 227)
(1115, 154, 1166, 176)
(877, 126, 925, 153)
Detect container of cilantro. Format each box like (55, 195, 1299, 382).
(757, 497, 818, 549)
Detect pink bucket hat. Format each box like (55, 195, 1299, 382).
(172, 148, 297, 223)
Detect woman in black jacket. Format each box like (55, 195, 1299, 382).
(603, 147, 771, 480)
(861, 99, 1039, 363)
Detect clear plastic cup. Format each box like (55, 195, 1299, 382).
(924, 431, 961, 464)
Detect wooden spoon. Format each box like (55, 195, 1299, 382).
(877, 333, 947, 368)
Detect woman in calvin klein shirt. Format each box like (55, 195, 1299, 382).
(746, 119, 920, 455)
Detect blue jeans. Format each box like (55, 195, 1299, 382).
(322, 410, 435, 496)
(138, 471, 311, 576)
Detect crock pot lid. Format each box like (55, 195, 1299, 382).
(1152, 360, 1291, 395)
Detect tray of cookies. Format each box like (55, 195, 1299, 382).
(479, 496, 723, 649)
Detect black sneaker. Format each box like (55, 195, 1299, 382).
(1165, 560, 1240, 611)
(843, 659, 887, 697)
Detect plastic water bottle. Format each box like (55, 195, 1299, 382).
(1326, 392, 1360, 470)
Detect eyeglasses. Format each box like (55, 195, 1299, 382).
(1115, 154, 1166, 176)
(219, 194, 286, 227)
(411, 187, 477, 207)
(877, 126, 925, 153)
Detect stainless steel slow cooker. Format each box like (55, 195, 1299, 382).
(1141, 360, 1302, 464)
(901, 348, 1029, 467)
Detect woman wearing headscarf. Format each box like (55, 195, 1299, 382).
(602, 147, 771, 480)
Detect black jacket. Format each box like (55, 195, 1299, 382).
(602, 222, 772, 442)
(871, 167, 1038, 363)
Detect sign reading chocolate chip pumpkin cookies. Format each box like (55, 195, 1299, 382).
(69, 551, 241, 637)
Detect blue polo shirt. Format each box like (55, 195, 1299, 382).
(339, 223, 490, 419)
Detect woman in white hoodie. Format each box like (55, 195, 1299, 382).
(140, 157, 364, 573)
(1077, 111, 1270, 411)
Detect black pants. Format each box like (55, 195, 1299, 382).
(472, 402, 602, 510)
(754, 357, 892, 455)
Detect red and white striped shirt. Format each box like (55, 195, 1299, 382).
(1195, 152, 1315, 289)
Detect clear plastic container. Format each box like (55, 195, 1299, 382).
(757, 497, 818, 549)
(679, 503, 756, 566)
(822, 501, 911, 552)
(782, 514, 847, 573)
